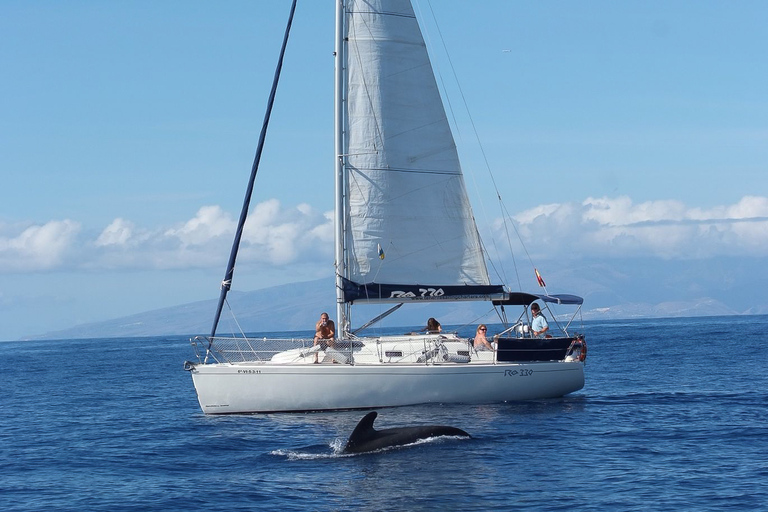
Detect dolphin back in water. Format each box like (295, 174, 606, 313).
(343, 411, 470, 454)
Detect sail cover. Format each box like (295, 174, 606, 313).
(342, 0, 502, 303)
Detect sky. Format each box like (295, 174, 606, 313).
(1, 0, 767, 340)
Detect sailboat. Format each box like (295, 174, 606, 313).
(184, 0, 587, 414)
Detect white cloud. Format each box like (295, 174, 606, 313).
(3, 195, 766, 275)
(164, 205, 234, 247)
(510, 195, 768, 259)
(0, 220, 81, 271)
(90, 201, 335, 271)
(240, 199, 334, 265)
(582, 197, 687, 226)
(95, 218, 135, 247)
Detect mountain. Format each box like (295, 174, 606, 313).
(25, 278, 491, 340)
(23, 274, 758, 341)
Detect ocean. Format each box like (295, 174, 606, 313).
(2, 315, 767, 511)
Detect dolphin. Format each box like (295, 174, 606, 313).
(343, 411, 470, 454)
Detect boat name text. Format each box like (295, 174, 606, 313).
(386, 289, 493, 301)
(389, 288, 445, 299)
(504, 369, 534, 377)
(237, 369, 261, 374)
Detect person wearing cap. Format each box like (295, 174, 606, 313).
(531, 303, 549, 338)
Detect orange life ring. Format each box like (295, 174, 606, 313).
(578, 336, 587, 362)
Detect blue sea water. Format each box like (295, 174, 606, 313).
(2, 315, 767, 511)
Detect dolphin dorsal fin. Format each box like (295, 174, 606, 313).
(349, 411, 378, 441)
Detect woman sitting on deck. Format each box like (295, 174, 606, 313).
(473, 324, 494, 351)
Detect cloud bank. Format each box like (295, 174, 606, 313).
(508, 195, 768, 260)
(1, 196, 767, 274)
(1, 199, 333, 274)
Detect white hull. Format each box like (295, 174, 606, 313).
(188, 360, 584, 414)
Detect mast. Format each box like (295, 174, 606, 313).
(334, 0, 348, 336)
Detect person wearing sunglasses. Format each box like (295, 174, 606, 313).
(531, 303, 550, 338)
(473, 324, 494, 351)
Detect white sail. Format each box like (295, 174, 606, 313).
(342, 0, 491, 292)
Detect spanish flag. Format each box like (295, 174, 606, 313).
(535, 268, 546, 287)
(377, 243, 385, 260)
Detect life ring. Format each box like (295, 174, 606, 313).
(577, 336, 587, 363)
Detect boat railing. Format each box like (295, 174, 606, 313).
(190, 335, 315, 364)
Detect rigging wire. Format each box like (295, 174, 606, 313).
(418, 0, 545, 294)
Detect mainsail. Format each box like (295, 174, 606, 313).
(340, 0, 503, 303)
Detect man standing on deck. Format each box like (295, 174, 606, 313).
(531, 303, 549, 338)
